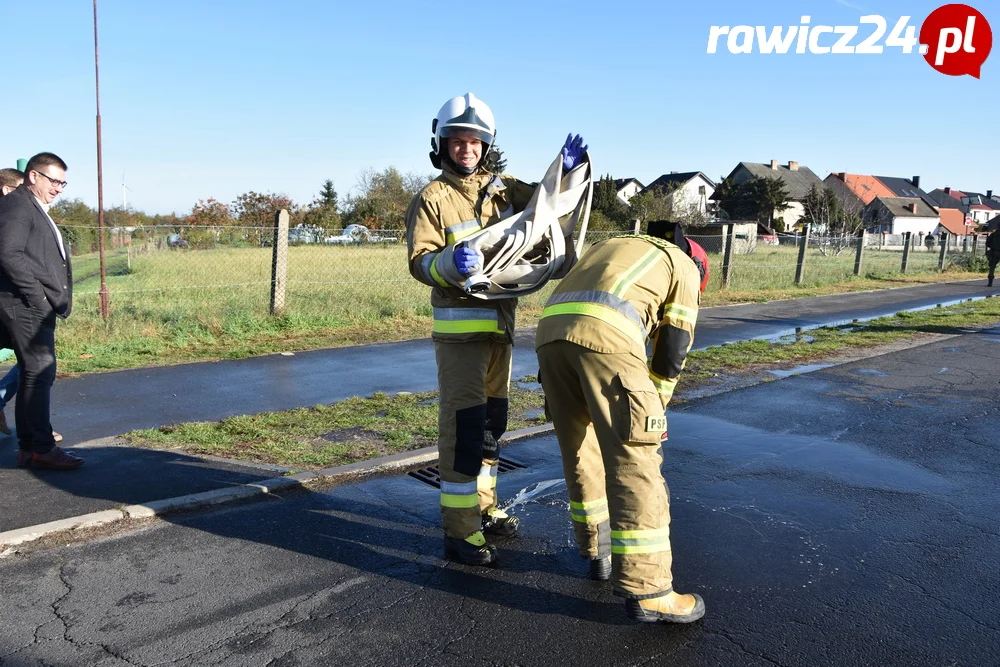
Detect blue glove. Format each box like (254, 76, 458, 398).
(454, 246, 482, 276)
(561, 133, 588, 171)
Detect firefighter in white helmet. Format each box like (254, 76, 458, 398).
(536, 221, 709, 623)
(405, 92, 587, 566)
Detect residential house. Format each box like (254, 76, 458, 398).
(957, 190, 1000, 227)
(719, 160, 824, 229)
(830, 173, 941, 233)
(824, 173, 895, 206)
(643, 171, 716, 218)
(927, 187, 972, 236)
(864, 197, 939, 236)
(612, 178, 644, 205)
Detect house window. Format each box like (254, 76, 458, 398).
(698, 186, 706, 195)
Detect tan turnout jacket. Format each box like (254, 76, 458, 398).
(406, 167, 535, 343)
(535, 236, 701, 405)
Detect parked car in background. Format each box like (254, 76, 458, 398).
(323, 224, 398, 245)
(288, 224, 324, 245)
(167, 233, 190, 249)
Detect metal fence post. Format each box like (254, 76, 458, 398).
(901, 232, 911, 273)
(854, 231, 865, 276)
(721, 223, 734, 289)
(938, 232, 949, 270)
(270, 209, 289, 316)
(794, 224, 811, 285)
(972, 234, 979, 255)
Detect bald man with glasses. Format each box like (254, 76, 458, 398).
(0, 152, 81, 469)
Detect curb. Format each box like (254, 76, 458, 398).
(0, 423, 555, 552)
(6, 290, 992, 552)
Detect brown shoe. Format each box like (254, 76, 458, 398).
(27, 447, 84, 470)
(53, 431, 63, 443)
(16, 449, 33, 467)
(0, 411, 10, 436)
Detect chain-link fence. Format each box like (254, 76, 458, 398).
(64, 223, 989, 325)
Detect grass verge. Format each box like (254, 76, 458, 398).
(123, 296, 1000, 470)
(57, 270, 987, 375)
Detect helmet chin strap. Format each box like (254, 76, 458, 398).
(442, 154, 478, 176)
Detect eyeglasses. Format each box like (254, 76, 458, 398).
(34, 171, 67, 189)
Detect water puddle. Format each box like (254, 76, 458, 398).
(747, 296, 991, 346)
(774, 334, 816, 345)
(768, 363, 834, 378)
(854, 368, 889, 377)
(673, 413, 954, 494)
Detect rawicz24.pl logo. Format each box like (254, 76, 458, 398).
(707, 4, 993, 78)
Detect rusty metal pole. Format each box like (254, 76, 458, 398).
(94, 0, 110, 318)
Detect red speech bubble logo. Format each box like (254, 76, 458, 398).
(920, 4, 992, 78)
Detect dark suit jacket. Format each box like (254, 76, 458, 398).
(0, 184, 73, 318)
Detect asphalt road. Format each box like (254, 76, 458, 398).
(0, 280, 995, 533)
(1, 322, 997, 666)
(46, 280, 994, 444)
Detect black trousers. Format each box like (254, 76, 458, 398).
(989, 256, 998, 284)
(0, 301, 58, 453)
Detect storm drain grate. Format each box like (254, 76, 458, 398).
(408, 456, 528, 488)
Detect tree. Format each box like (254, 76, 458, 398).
(801, 184, 867, 254)
(343, 167, 431, 230)
(713, 177, 741, 220)
(628, 187, 676, 227)
(302, 180, 342, 233)
(591, 175, 630, 229)
(318, 180, 339, 213)
(231, 191, 299, 246)
(801, 184, 840, 233)
(187, 198, 233, 226)
(50, 198, 98, 252)
(715, 176, 791, 228)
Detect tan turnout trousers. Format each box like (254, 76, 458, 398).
(435, 339, 511, 538)
(535, 236, 702, 599)
(538, 341, 672, 599)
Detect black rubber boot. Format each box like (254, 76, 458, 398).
(588, 556, 611, 581)
(626, 593, 706, 624)
(482, 508, 520, 537)
(444, 532, 497, 566)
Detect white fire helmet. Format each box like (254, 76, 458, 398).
(429, 93, 496, 171)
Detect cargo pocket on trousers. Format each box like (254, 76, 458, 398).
(616, 372, 667, 445)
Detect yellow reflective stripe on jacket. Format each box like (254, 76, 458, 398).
(440, 480, 479, 508)
(611, 526, 671, 555)
(427, 254, 449, 287)
(444, 218, 482, 245)
(432, 307, 504, 335)
(609, 248, 661, 297)
(541, 302, 645, 347)
(570, 498, 610, 524)
(663, 302, 697, 326)
(541, 290, 648, 346)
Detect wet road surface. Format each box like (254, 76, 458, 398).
(1, 323, 997, 665)
(0, 280, 995, 534)
(47, 280, 995, 444)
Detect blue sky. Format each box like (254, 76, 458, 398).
(2, 0, 996, 215)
